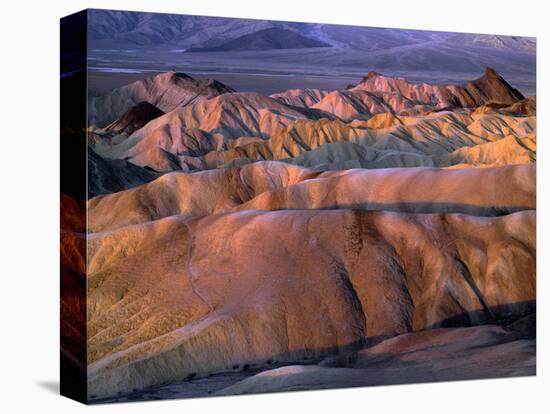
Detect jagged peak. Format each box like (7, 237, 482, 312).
(146, 70, 236, 94)
(153, 70, 193, 81)
(470, 66, 525, 101)
(365, 71, 383, 80)
(354, 71, 383, 86)
(171, 71, 194, 80)
(483, 67, 500, 78)
(350, 67, 506, 89)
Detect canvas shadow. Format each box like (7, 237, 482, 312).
(36, 381, 60, 395)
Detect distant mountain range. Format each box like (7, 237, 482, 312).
(84, 10, 536, 97)
(187, 27, 331, 52)
(87, 9, 535, 53)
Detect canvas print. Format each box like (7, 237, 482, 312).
(60, 8, 536, 404)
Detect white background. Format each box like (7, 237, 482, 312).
(0, 0, 548, 412)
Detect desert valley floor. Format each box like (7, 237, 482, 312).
(61, 65, 536, 402)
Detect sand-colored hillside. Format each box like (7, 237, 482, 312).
(89, 71, 235, 127)
(86, 208, 535, 398)
(88, 69, 535, 176)
(270, 68, 525, 120)
(87, 161, 314, 231)
(283, 134, 535, 170)
(237, 163, 535, 214)
(97, 106, 534, 173)
(270, 88, 328, 107)
(348, 68, 524, 108)
(129, 91, 332, 142)
(87, 162, 535, 232)
(471, 96, 536, 117)
(199, 111, 535, 170)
